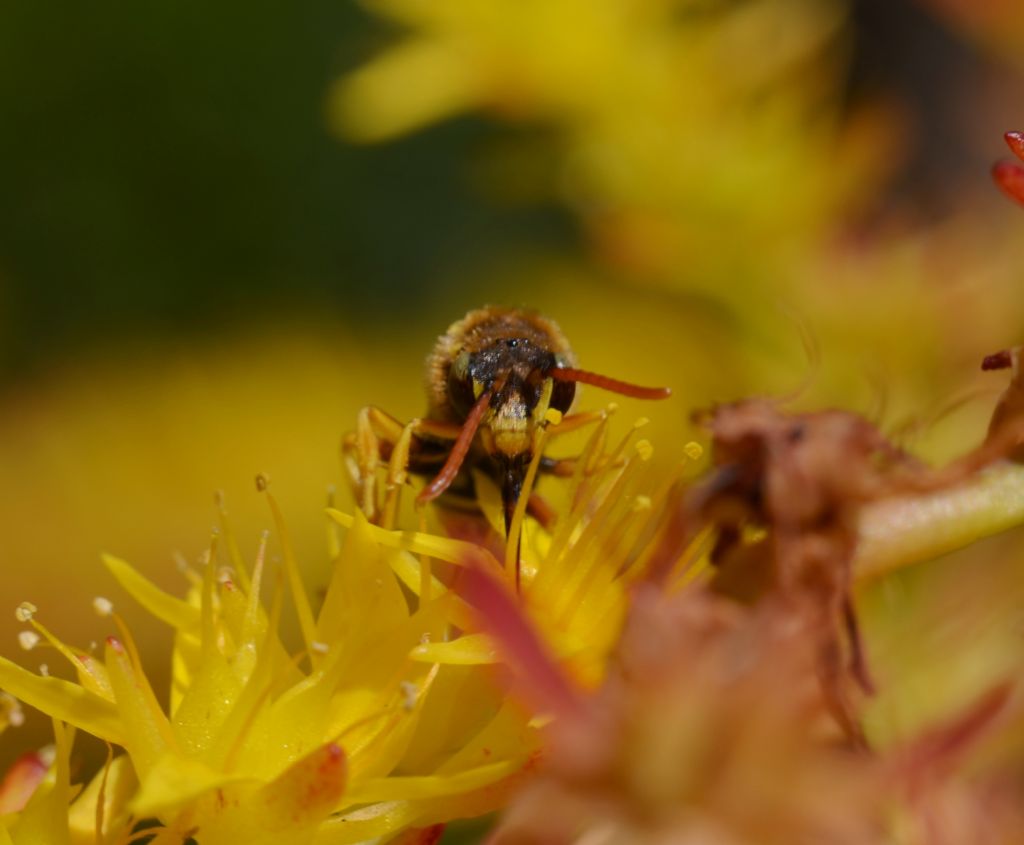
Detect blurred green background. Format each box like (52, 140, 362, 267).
(2, 0, 1024, 780)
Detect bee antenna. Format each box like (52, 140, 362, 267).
(417, 388, 493, 504)
(549, 367, 671, 400)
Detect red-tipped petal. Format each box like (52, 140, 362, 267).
(1006, 131, 1024, 162)
(993, 161, 1024, 205)
(258, 742, 347, 828)
(0, 750, 50, 814)
(460, 550, 586, 721)
(894, 682, 1012, 786)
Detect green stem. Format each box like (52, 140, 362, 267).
(855, 462, 1024, 581)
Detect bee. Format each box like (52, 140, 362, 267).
(344, 306, 671, 554)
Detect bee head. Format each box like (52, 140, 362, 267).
(447, 336, 576, 425)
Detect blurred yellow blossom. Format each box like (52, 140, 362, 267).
(334, 0, 889, 289)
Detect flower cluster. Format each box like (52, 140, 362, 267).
(334, 0, 874, 286)
(0, 410, 691, 843)
(3, 363, 1024, 843)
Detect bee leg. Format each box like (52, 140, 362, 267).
(378, 421, 417, 530)
(538, 453, 628, 478)
(343, 406, 463, 526)
(345, 407, 394, 523)
(538, 455, 577, 477)
(526, 492, 557, 531)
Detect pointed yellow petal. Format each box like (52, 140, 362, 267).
(435, 702, 537, 776)
(188, 744, 346, 844)
(255, 742, 346, 829)
(0, 751, 49, 814)
(327, 508, 502, 572)
(330, 39, 478, 142)
(384, 550, 474, 631)
(265, 490, 319, 663)
(316, 511, 410, 654)
(9, 720, 72, 845)
(24, 620, 113, 702)
(102, 554, 199, 632)
(170, 643, 245, 758)
(342, 759, 516, 804)
(68, 754, 137, 845)
(397, 665, 505, 775)
(410, 634, 497, 665)
(104, 638, 176, 777)
(343, 664, 440, 786)
(314, 767, 531, 844)
(0, 656, 123, 744)
(131, 753, 251, 818)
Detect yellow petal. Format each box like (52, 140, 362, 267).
(25, 620, 112, 701)
(102, 554, 199, 632)
(0, 656, 124, 745)
(131, 753, 251, 818)
(410, 634, 497, 665)
(255, 742, 346, 830)
(192, 743, 346, 844)
(343, 664, 440, 786)
(397, 665, 505, 775)
(316, 511, 410, 657)
(435, 702, 536, 776)
(327, 509, 502, 572)
(342, 759, 517, 804)
(8, 720, 72, 845)
(0, 750, 49, 815)
(314, 766, 531, 845)
(68, 754, 137, 845)
(104, 638, 176, 777)
(170, 643, 245, 758)
(384, 550, 475, 631)
(330, 39, 479, 142)
(264, 490, 319, 665)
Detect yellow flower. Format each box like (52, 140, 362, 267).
(330, 409, 704, 693)
(5, 373, 1024, 844)
(0, 483, 537, 844)
(332, 0, 881, 286)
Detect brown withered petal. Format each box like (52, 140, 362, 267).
(490, 588, 888, 845)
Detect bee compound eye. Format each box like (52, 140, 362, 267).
(550, 378, 576, 413)
(448, 374, 477, 418)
